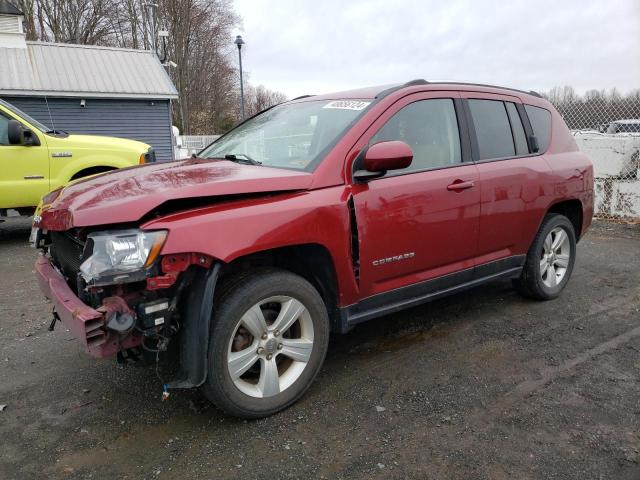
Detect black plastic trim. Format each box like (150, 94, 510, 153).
(461, 99, 480, 162)
(290, 94, 315, 101)
(375, 79, 429, 100)
(339, 255, 525, 330)
(454, 97, 473, 163)
(167, 262, 221, 389)
(431, 82, 542, 98)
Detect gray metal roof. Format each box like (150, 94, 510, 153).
(0, 42, 178, 99)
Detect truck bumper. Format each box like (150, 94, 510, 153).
(35, 256, 141, 358)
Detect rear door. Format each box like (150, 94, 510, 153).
(460, 92, 553, 271)
(350, 91, 481, 299)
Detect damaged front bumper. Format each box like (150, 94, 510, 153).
(35, 255, 142, 358)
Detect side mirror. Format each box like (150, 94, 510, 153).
(353, 140, 413, 182)
(7, 120, 40, 146)
(7, 120, 23, 145)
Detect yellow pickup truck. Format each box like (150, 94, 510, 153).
(0, 99, 155, 216)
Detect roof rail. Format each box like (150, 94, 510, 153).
(376, 80, 542, 100)
(290, 94, 315, 101)
(430, 81, 543, 98)
(375, 79, 429, 100)
(403, 79, 429, 87)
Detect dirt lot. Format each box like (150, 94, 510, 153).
(0, 218, 639, 480)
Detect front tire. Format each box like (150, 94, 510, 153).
(202, 270, 329, 418)
(514, 213, 577, 300)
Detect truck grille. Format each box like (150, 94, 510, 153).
(49, 231, 89, 286)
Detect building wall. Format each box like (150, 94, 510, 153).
(1, 96, 174, 161)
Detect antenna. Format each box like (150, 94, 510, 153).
(44, 96, 55, 133)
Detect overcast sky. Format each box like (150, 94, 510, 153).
(232, 0, 640, 98)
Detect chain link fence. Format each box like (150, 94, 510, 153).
(545, 89, 640, 220)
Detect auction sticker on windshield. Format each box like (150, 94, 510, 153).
(323, 100, 371, 110)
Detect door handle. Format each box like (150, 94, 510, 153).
(447, 180, 475, 191)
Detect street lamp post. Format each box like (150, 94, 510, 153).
(234, 35, 245, 119)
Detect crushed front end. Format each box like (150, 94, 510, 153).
(33, 225, 213, 367)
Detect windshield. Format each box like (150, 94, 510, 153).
(0, 99, 50, 132)
(200, 99, 372, 170)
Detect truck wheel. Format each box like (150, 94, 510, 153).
(514, 213, 576, 300)
(202, 270, 329, 418)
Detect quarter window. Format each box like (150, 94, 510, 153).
(371, 99, 461, 172)
(524, 105, 552, 152)
(468, 99, 515, 160)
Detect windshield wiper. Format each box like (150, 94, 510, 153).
(224, 153, 262, 165)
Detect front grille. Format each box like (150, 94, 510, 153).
(49, 231, 88, 286)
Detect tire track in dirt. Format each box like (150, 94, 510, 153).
(479, 317, 640, 425)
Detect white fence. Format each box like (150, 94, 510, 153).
(573, 133, 640, 219)
(173, 135, 220, 159)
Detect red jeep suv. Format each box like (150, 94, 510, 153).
(33, 80, 593, 418)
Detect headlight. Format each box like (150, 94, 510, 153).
(79, 229, 167, 283)
(140, 147, 156, 164)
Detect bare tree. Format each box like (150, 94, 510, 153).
(15, 0, 286, 133)
(244, 84, 288, 117)
(543, 86, 640, 130)
(34, 0, 115, 44)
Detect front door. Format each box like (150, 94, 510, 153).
(0, 112, 49, 210)
(351, 92, 480, 299)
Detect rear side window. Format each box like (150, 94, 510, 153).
(505, 102, 529, 155)
(371, 98, 461, 172)
(468, 99, 515, 160)
(524, 105, 552, 152)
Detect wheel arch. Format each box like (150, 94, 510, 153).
(219, 243, 340, 327)
(69, 165, 118, 181)
(546, 198, 584, 241)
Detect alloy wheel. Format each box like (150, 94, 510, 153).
(540, 226, 571, 288)
(226, 296, 314, 398)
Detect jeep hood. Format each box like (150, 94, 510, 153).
(38, 158, 313, 230)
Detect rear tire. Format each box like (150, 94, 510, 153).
(514, 213, 576, 300)
(202, 269, 329, 418)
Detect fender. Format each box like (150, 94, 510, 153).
(53, 157, 136, 190)
(142, 186, 361, 306)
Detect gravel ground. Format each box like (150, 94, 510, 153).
(0, 217, 639, 480)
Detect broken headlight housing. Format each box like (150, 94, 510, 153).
(79, 229, 167, 283)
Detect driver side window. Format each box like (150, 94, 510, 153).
(371, 99, 461, 173)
